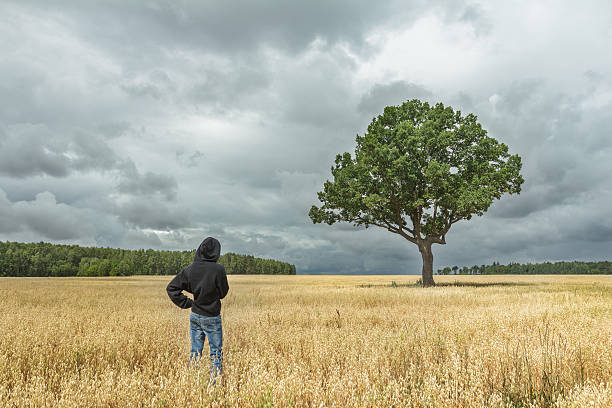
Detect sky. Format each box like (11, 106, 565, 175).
(1, 1, 612, 274)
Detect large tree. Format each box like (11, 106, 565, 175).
(309, 100, 524, 286)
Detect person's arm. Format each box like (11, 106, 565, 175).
(166, 268, 194, 309)
(217, 266, 229, 300)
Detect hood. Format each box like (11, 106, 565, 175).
(195, 237, 221, 262)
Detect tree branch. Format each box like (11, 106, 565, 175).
(397, 228, 417, 244)
(432, 199, 438, 235)
(427, 235, 446, 245)
(355, 215, 395, 233)
(380, 171, 415, 236)
(441, 212, 463, 236)
(412, 206, 423, 240)
(354, 215, 417, 244)
(389, 194, 415, 235)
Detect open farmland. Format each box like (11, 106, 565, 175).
(0, 275, 610, 407)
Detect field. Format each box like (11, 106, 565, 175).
(0, 275, 610, 407)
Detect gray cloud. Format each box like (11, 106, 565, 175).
(358, 81, 432, 116)
(175, 150, 204, 168)
(458, 4, 492, 36)
(0, 190, 96, 241)
(120, 69, 176, 100)
(185, 62, 271, 113)
(1, 0, 612, 274)
(0, 125, 71, 178)
(0, 189, 21, 233)
(276, 46, 359, 129)
(124, 229, 163, 248)
(480, 78, 612, 222)
(0, 124, 124, 178)
(118, 161, 178, 201)
(116, 199, 189, 230)
(0, 122, 178, 205)
(12, 0, 428, 55)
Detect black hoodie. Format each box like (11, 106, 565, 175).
(166, 237, 229, 316)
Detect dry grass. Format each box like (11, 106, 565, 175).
(0, 274, 610, 407)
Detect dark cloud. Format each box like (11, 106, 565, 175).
(0, 124, 122, 178)
(0, 123, 177, 205)
(0, 125, 71, 178)
(0, 189, 21, 233)
(0, 190, 96, 241)
(569, 223, 612, 243)
(12, 0, 423, 55)
(185, 62, 271, 113)
(96, 121, 132, 139)
(116, 199, 189, 230)
(276, 46, 359, 129)
(493, 79, 545, 116)
(481, 78, 612, 222)
(118, 161, 178, 201)
(1, 0, 612, 274)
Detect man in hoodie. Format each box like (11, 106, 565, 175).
(166, 237, 230, 378)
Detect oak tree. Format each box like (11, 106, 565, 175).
(309, 100, 524, 286)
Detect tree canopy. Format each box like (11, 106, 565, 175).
(310, 99, 524, 286)
(0, 241, 296, 277)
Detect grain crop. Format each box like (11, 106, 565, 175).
(0, 274, 610, 407)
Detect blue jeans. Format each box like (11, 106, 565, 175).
(189, 312, 223, 377)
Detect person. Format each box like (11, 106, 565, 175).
(166, 237, 229, 380)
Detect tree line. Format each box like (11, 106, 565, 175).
(0, 241, 296, 277)
(437, 260, 612, 275)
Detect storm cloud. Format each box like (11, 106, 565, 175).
(1, 1, 611, 273)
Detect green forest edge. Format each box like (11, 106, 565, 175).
(437, 261, 612, 275)
(0, 241, 296, 277)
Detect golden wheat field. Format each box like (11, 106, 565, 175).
(0, 275, 610, 408)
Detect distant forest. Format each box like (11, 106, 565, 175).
(0, 241, 296, 277)
(437, 261, 612, 275)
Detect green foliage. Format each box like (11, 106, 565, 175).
(438, 267, 452, 275)
(310, 99, 524, 242)
(310, 99, 524, 285)
(438, 261, 612, 275)
(0, 241, 296, 277)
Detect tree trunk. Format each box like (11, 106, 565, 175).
(419, 242, 435, 287)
